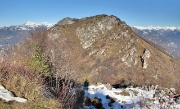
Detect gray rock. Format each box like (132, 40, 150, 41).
(164, 88, 170, 94)
(155, 85, 158, 90)
(105, 83, 112, 90)
(76, 15, 120, 49)
(170, 88, 176, 94)
(150, 85, 155, 90)
(154, 89, 166, 98)
(141, 49, 151, 69)
(121, 47, 138, 67)
(57, 17, 79, 26)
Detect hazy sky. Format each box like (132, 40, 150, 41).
(0, 0, 180, 27)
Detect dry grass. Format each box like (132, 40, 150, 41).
(119, 90, 130, 96)
(0, 60, 61, 109)
(0, 30, 84, 109)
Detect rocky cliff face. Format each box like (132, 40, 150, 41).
(46, 15, 180, 91)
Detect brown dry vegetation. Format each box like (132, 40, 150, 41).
(0, 59, 61, 109)
(0, 30, 83, 108)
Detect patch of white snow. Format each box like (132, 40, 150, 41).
(0, 85, 27, 102)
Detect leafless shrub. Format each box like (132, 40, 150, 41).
(43, 74, 82, 109)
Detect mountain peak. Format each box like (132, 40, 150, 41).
(56, 17, 79, 26)
(47, 15, 180, 90)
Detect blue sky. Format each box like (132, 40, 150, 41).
(0, 0, 180, 27)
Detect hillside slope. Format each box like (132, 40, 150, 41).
(45, 15, 180, 91)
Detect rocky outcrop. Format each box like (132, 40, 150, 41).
(141, 49, 151, 69)
(76, 15, 120, 49)
(122, 47, 138, 67)
(57, 17, 79, 26)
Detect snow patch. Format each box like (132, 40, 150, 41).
(84, 84, 180, 109)
(0, 85, 27, 102)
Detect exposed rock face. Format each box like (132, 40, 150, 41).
(57, 17, 79, 26)
(46, 15, 180, 92)
(76, 15, 120, 49)
(122, 47, 138, 67)
(141, 49, 151, 69)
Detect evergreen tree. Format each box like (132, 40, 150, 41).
(28, 45, 51, 77)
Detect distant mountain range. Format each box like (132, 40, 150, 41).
(0, 22, 180, 58)
(0, 22, 54, 50)
(133, 26, 180, 31)
(131, 26, 180, 57)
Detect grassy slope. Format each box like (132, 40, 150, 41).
(48, 15, 180, 92)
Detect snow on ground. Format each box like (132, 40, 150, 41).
(0, 85, 27, 102)
(84, 84, 180, 109)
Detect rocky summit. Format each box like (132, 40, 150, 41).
(46, 15, 180, 91)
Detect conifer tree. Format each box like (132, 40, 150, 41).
(28, 44, 51, 77)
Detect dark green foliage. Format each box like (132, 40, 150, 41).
(28, 44, 51, 77)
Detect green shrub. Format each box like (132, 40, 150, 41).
(28, 45, 51, 77)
